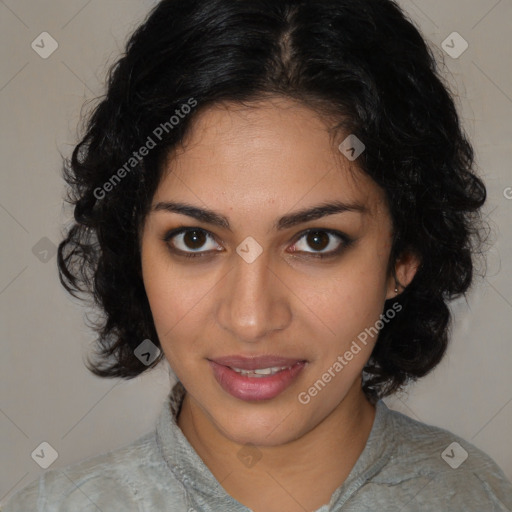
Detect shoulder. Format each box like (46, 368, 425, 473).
(372, 401, 512, 511)
(1, 431, 181, 512)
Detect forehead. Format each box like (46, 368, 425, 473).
(154, 97, 388, 220)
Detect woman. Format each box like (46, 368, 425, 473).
(5, 0, 512, 510)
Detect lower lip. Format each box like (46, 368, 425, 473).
(209, 360, 307, 401)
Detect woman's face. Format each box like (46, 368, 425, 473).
(141, 97, 416, 446)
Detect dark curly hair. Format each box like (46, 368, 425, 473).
(57, 0, 488, 404)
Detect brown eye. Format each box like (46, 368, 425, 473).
(306, 231, 330, 251)
(163, 227, 353, 261)
(182, 229, 207, 250)
(290, 229, 352, 258)
(163, 228, 223, 257)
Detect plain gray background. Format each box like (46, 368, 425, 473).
(1, 0, 511, 505)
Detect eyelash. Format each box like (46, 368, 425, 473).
(162, 227, 354, 260)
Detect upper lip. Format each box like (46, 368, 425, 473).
(209, 355, 307, 370)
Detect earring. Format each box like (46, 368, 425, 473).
(394, 285, 399, 295)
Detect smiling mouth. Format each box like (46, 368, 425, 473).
(208, 356, 308, 401)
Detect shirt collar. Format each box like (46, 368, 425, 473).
(156, 381, 396, 511)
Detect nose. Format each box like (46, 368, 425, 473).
(216, 250, 292, 343)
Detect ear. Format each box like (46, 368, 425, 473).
(385, 250, 421, 300)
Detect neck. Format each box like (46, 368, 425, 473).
(177, 379, 375, 511)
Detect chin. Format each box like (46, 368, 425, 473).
(210, 401, 307, 447)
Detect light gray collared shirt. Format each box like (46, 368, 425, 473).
(3, 381, 512, 511)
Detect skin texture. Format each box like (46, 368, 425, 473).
(140, 97, 419, 511)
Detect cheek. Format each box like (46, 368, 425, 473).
(142, 273, 197, 370)
(141, 249, 218, 356)
(141, 242, 181, 336)
(301, 253, 389, 339)
(144, 270, 197, 335)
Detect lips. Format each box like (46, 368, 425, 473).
(208, 355, 308, 401)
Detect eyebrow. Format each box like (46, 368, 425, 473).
(151, 200, 367, 232)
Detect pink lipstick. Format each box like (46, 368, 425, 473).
(208, 355, 307, 401)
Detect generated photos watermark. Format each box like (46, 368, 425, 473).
(93, 97, 198, 200)
(298, 302, 402, 405)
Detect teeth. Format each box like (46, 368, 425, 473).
(230, 365, 292, 377)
